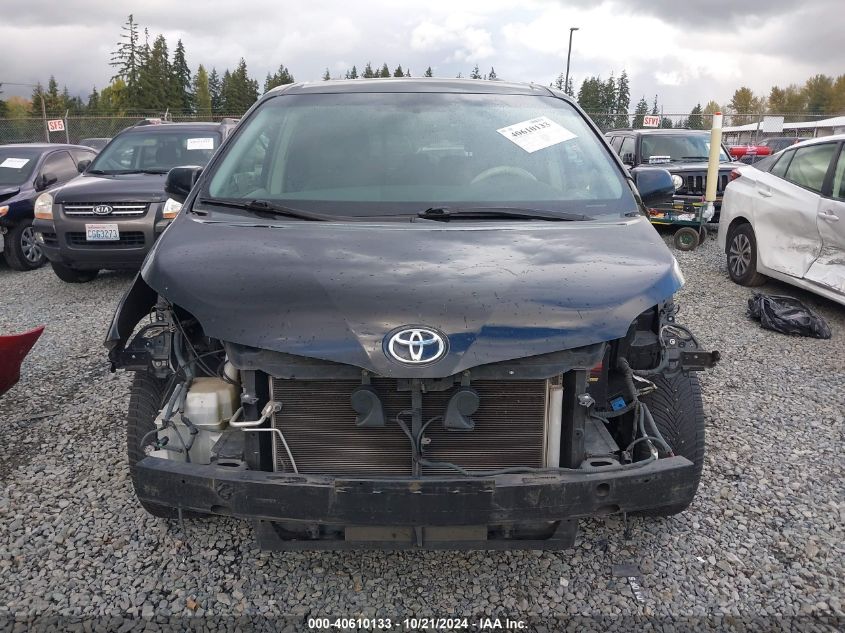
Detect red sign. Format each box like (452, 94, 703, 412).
(642, 115, 660, 128)
(47, 119, 65, 132)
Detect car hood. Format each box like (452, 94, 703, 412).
(54, 173, 167, 203)
(0, 186, 21, 202)
(141, 213, 683, 378)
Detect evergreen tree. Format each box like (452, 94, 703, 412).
(135, 34, 172, 111)
(632, 96, 649, 128)
(349, 65, 358, 79)
(362, 62, 375, 78)
(110, 14, 141, 107)
(424, 66, 433, 78)
(322, 68, 331, 81)
(488, 67, 497, 80)
(577, 77, 604, 118)
(265, 64, 295, 91)
(221, 59, 259, 112)
(393, 65, 404, 77)
(193, 65, 212, 118)
(87, 87, 100, 112)
(379, 63, 390, 78)
(687, 103, 704, 129)
(651, 95, 659, 116)
(615, 71, 630, 127)
(170, 39, 192, 112)
(208, 68, 223, 113)
(727, 86, 763, 125)
(600, 74, 617, 129)
(660, 117, 673, 129)
(552, 72, 565, 91)
(469, 64, 481, 79)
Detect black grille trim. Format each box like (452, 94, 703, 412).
(66, 231, 145, 248)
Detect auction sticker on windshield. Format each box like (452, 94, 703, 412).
(85, 223, 120, 241)
(186, 137, 215, 150)
(0, 158, 30, 169)
(497, 116, 576, 153)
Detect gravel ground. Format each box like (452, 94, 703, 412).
(1, 234, 843, 632)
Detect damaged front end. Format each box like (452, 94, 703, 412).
(106, 271, 718, 550)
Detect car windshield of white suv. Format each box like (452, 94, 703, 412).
(0, 148, 40, 186)
(641, 135, 730, 163)
(205, 92, 632, 219)
(88, 130, 220, 175)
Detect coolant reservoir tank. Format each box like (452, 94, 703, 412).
(183, 377, 239, 431)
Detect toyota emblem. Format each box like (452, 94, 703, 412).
(92, 204, 113, 216)
(385, 327, 448, 365)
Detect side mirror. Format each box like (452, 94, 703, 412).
(164, 166, 203, 203)
(634, 167, 675, 207)
(77, 159, 92, 173)
(621, 152, 635, 166)
(36, 172, 58, 191)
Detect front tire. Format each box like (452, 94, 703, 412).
(673, 227, 700, 251)
(637, 370, 705, 516)
(726, 223, 767, 286)
(3, 220, 46, 271)
(51, 262, 99, 283)
(127, 371, 198, 518)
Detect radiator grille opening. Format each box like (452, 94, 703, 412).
(270, 378, 548, 477)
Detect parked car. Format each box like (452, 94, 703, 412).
(605, 128, 744, 222)
(78, 137, 111, 152)
(0, 143, 96, 270)
(0, 326, 45, 397)
(718, 135, 845, 306)
(32, 120, 237, 283)
(105, 78, 718, 550)
(729, 137, 810, 165)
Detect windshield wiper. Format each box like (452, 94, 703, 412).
(680, 156, 709, 161)
(417, 206, 591, 222)
(197, 197, 332, 221)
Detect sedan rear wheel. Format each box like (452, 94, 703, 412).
(726, 223, 767, 286)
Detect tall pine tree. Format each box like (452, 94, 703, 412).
(424, 66, 433, 77)
(110, 15, 141, 108)
(208, 68, 223, 113)
(265, 64, 295, 91)
(170, 39, 192, 112)
(633, 96, 649, 128)
(193, 65, 212, 118)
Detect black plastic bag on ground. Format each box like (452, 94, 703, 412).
(747, 293, 831, 339)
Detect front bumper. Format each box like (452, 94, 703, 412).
(33, 207, 170, 270)
(135, 454, 695, 549)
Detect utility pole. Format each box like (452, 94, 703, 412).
(564, 27, 579, 96)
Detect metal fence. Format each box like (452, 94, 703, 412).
(0, 113, 243, 145)
(0, 111, 840, 147)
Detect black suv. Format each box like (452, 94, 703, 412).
(0, 143, 97, 270)
(605, 129, 743, 221)
(106, 79, 718, 550)
(33, 120, 236, 283)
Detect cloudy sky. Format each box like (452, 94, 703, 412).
(0, 0, 840, 113)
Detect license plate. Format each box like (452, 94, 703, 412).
(85, 223, 120, 241)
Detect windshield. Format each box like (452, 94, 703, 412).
(0, 148, 40, 186)
(89, 130, 220, 174)
(205, 92, 633, 219)
(641, 135, 730, 163)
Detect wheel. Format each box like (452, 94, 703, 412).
(726, 223, 767, 286)
(127, 371, 201, 518)
(637, 371, 705, 516)
(3, 220, 46, 270)
(673, 227, 700, 251)
(50, 262, 99, 283)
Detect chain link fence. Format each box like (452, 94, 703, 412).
(1, 111, 841, 147)
(0, 113, 244, 145)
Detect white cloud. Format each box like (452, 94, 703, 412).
(411, 15, 494, 63)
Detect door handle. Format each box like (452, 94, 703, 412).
(756, 188, 772, 197)
(818, 210, 839, 222)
